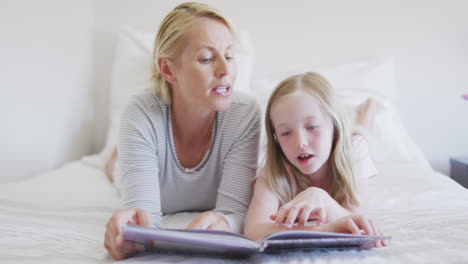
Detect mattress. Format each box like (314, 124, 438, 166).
(0, 160, 467, 263)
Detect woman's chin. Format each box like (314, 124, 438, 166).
(210, 98, 232, 111)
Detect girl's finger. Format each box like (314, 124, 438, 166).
(275, 204, 291, 226)
(310, 208, 326, 226)
(298, 205, 313, 227)
(373, 221, 386, 247)
(354, 216, 373, 236)
(346, 218, 361, 235)
(367, 219, 376, 237)
(366, 219, 379, 248)
(284, 205, 301, 228)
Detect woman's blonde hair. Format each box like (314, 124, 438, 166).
(264, 72, 359, 207)
(152, 2, 235, 104)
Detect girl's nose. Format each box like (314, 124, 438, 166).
(295, 132, 307, 149)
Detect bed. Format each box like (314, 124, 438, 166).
(1, 28, 467, 263)
(1, 159, 467, 263)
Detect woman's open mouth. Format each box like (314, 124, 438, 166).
(212, 86, 230, 96)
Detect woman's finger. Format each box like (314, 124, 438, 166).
(104, 209, 152, 260)
(187, 212, 215, 230)
(135, 209, 152, 227)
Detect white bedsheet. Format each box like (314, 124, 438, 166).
(0, 160, 467, 263)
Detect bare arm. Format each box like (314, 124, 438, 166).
(270, 186, 352, 229)
(244, 178, 325, 240)
(244, 178, 386, 248)
(245, 178, 292, 240)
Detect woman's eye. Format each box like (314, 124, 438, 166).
(281, 131, 291, 136)
(225, 56, 234, 61)
(307, 125, 318, 130)
(199, 57, 213, 64)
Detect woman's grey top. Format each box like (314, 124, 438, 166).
(118, 89, 261, 233)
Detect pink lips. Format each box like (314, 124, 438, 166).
(296, 154, 314, 164)
(211, 85, 230, 96)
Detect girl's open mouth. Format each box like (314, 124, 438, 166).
(297, 154, 313, 164)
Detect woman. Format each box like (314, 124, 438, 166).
(104, 2, 261, 260)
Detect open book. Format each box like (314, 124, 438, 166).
(123, 224, 390, 257)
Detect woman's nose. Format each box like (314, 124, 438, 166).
(215, 57, 228, 79)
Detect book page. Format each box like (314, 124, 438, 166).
(264, 230, 384, 240)
(260, 230, 391, 252)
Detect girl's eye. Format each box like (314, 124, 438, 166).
(199, 57, 213, 64)
(281, 131, 291, 137)
(307, 125, 319, 130)
(225, 56, 234, 61)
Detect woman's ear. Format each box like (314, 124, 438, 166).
(158, 57, 176, 84)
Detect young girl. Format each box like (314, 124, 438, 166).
(245, 72, 386, 247)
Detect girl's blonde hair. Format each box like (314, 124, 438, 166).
(152, 2, 235, 104)
(264, 72, 359, 207)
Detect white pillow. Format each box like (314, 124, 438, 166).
(86, 26, 255, 169)
(250, 57, 429, 166)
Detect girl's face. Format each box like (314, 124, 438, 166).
(170, 18, 237, 112)
(270, 90, 335, 177)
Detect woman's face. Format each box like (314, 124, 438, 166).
(270, 90, 335, 177)
(170, 18, 237, 112)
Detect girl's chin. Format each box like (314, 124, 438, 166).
(296, 164, 319, 175)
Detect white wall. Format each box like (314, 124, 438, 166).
(93, 0, 468, 175)
(2, 0, 466, 180)
(0, 0, 94, 181)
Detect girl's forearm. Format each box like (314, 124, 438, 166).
(244, 222, 323, 241)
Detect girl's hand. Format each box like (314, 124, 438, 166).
(185, 211, 231, 232)
(321, 214, 387, 248)
(104, 208, 152, 260)
(270, 187, 330, 228)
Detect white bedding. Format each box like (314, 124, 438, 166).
(1, 160, 467, 263)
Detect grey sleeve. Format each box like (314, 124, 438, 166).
(118, 99, 162, 228)
(214, 101, 261, 233)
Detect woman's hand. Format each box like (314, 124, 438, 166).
(270, 187, 338, 228)
(104, 208, 152, 260)
(185, 211, 230, 232)
(320, 214, 387, 247)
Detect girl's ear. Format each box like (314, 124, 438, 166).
(273, 133, 278, 141)
(158, 57, 177, 84)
